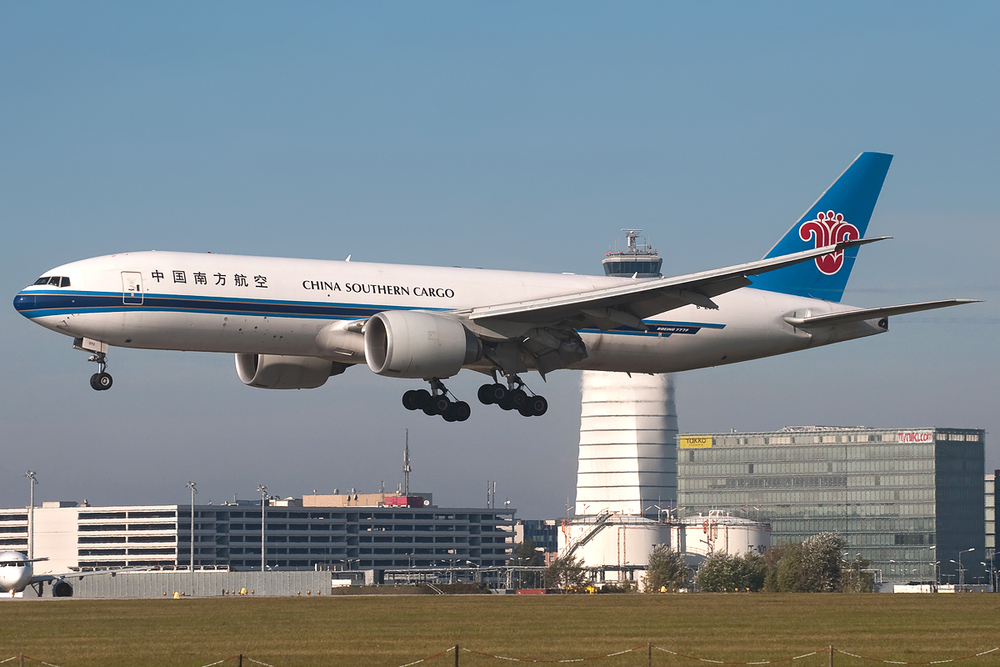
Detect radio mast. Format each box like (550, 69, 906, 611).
(403, 429, 411, 495)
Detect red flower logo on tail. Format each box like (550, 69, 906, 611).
(799, 211, 859, 275)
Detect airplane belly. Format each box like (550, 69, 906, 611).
(62, 311, 328, 355)
(125, 312, 330, 354)
(576, 320, 810, 374)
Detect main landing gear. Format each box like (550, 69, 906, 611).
(88, 352, 113, 391)
(401, 378, 471, 422)
(477, 375, 547, 417)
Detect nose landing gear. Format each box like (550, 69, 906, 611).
(402, 378, 471, 422)
(477, 375, 547, 417)
(88, 352, 113, 391)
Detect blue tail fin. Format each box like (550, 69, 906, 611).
(750, 152, 893, 302)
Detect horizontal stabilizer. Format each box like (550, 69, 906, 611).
(784, 299, 980, 328)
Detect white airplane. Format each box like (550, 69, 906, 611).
(0, 550, 132, 597)
(13, 152, 975, 421)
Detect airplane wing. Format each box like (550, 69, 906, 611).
(783, 299, 981, 328)
(30, 565, 148, 584)
(0, 557, 48, 565)
(462, 237, 889, 331)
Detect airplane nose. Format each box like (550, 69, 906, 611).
(13, 291, 35, 316)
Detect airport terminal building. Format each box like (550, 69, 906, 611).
(677, 426, 986, 584)
(0, 492, 514, 574)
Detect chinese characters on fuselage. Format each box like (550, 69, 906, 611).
(150, 270, 268, 288)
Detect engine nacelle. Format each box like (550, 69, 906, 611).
(52, 579, 73, 597)
(235, 354, 346, 389)
(364, 311, 481, 379)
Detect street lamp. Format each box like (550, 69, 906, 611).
(958, 548, 975, 588)
(465, 559, 481, 584)
(258, 485, 268, 572)
(24, 472, 37, 559)
(186, 481, 197, 572)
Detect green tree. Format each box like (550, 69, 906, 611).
(512, 539, 544, 566)
(763, 533, 850, 593)
(511, 539, 544, 588)
(643, 545, 690, 592)
(801, 532, 846, 592)
(544, 555, 587, 590)
(696, 551, 767, 592)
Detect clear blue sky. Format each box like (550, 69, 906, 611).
(2, 2, 997, 518)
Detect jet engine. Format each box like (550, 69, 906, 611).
(52, 579, 73, 597)
(364, 311, 481, 379)
(235, 354, 347, 389)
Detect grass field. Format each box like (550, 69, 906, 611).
(3, 594, 1000, 667)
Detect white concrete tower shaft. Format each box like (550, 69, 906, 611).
(575, 371, 678, 517)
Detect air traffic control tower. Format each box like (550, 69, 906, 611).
(559, 231, 678, 583)
(574, 230, 678, 519)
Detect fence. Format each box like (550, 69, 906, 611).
(3, 644, 997, 667)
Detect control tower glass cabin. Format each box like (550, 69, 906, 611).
(602, 229, 662, 279)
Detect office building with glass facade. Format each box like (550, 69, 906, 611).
(677, 426, 985, 584)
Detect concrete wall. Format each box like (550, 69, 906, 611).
(42, 570, 333, 598)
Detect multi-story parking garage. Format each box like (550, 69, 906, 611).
(0, 492, 514, 574)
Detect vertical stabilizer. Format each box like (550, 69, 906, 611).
(751, 152, 892, 302)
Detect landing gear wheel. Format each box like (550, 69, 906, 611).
(402, 389, 430, 410)
(528, 396, 549, 417)
(432, 395, 450, 414)
(453, 401, 472, 422)
(509, 388, 527, 410)
(404, 389, 431, 410)
(412, 389, 430, 409)
(424, 395, 450, 416)
(521, 395, 547, 417)
(90, 372, 113, 391)
(478, 383, 498, 405)
(403, 390, 418, 410)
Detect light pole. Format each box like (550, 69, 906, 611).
(258, 485, 268, 572)
(186, 481, 197, 572)
(465, 559, 480, 585)
(926, 545, 936, 583)
(958, 548, 975, 588)
(24, 472, 37, 559)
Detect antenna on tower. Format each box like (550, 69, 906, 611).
(403, 429, 411, 495)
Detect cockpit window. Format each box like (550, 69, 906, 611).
(32, 276, 70, 287)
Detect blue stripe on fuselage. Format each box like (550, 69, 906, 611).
(14, 289, 725, 337)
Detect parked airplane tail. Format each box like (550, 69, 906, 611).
(750, 151, 893, 302)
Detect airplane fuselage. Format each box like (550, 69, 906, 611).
(13, 250, 879, 376)
(0, 551, 33, 595)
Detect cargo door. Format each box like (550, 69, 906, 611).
(122, 272, 143, 305)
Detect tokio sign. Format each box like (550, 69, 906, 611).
(679, 436, 713, 449)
